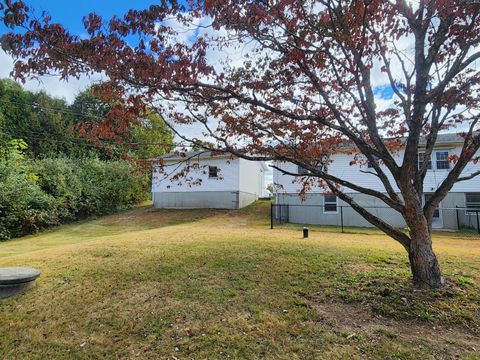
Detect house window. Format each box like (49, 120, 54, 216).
(297, 165, 310, 175)
(424, 194, 440, 218)
(418, 153, 432, 170)
(208, 166, 218, 178)
(367, 155, 379, 168)
(298, 159, 327, 175)
(435, 151, 450, 170)
(466, 193, 480, 215)
(324, 195, 338, 213)
(315, 157, 328, 173)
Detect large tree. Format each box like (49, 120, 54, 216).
(70, 87, 174, 160)
(2, 0, 480, 288)
(0, 78, 82, 157)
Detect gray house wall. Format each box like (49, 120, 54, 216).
(275, 192, 473, 230)
(153, 191, 258, 209)
(238, 192, 259, 208)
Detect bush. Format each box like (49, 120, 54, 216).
(33, 157, 83, 221)
(0, 156, 149, 240)
(0, 160, 56, 240)
(74, 158, 148, 217)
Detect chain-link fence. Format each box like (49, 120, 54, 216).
(270, 203, 480, 235)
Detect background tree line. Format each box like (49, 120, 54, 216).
(0, 79, 173, 240)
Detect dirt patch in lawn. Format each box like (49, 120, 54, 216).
(309, 295, 480, 358)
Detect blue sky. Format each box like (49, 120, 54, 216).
(374, 85, 395, 100)
(1, 1, 404, 186)
(0, 1, 275, 184)
(0, 1, 192, 102)
(0, 1, 177, 35)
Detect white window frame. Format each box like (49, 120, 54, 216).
(323, 194, 338, 214)
(435, 151, 450, 170)
(315, 156, 329, 173)
(298, 158, 328, 175)
(418, 152, 432, 170)
(297, 165, 309, 176)
(465, 193, 480, 215)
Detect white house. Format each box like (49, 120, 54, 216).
(152, 151, 268, 209)
(273, 134, 480, 230)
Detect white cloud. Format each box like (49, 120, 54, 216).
(0, 49, 102, 103)
(0, 49, 15, 78)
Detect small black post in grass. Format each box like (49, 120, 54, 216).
(340, 206, 344, 233)
(270, 203, 274, 229)
(303, 227, 309, 238)
(456, 206, 460, 230)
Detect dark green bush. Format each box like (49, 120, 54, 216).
(33, 157, 83, 221)
(74, 158, 149, 216)
(0, 156, 149, 240)
(0, 159, 56, 240)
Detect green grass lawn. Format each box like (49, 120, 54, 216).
(0, 201, 479, 359)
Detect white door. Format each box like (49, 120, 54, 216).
(424, 194, 443, 229)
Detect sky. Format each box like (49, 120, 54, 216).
(0, 1, 167, 102)
(0, 2, 476, 190)
(0, 0, 420, 187)
(0, 1, 275, 185)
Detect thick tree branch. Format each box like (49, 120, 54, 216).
(456, 170, 480, 182)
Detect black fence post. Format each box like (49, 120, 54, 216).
(270, 203, 274, 229)
(477, 210, 480, 234)
(340, 206, 344, 233)
(456, 206, 460, 230)
(287, 204, 289, 223)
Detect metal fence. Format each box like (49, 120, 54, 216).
(270, 203, 480, 235)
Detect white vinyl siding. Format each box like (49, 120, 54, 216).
(153, 157, 266, 196)
(273, 146, 480, 194)
(153, 157, 240, 193)
(238, 158, 266, 196)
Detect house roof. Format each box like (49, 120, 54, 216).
(419, 133, 468, 146)
(152, 150, 269, 171)
(152, 150, 229, 162)
(153, 132, 475, 165)
(333, 132, 474, 151)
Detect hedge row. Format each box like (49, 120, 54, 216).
(0, 157, 149, 240)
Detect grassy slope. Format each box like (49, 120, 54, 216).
(0, 201, 479, 359)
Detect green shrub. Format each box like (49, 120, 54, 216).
(33, 157, 83, 221)
(0, 155, 149, 240)
(0, 159, 56, 240)
(75, 158, 148, 216)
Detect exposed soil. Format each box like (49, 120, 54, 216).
(310, 294, 480, 359)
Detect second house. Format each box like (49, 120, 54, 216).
(152, 151, 268, 209)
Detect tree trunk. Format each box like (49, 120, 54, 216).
(408, 230, 445, 288)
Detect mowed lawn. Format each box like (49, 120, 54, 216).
(0, 202, 479, 359)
